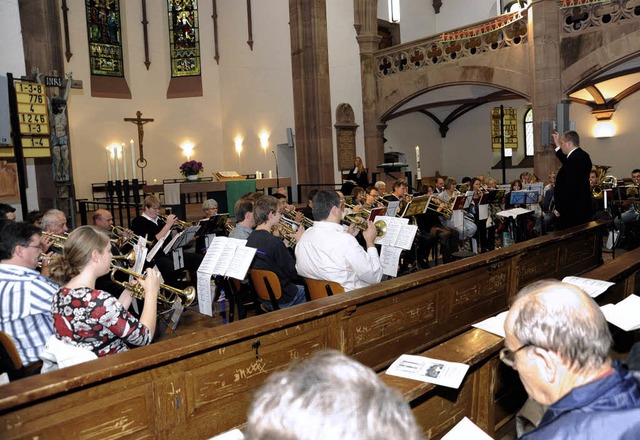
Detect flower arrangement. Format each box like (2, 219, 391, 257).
(179, 160, 204, 177)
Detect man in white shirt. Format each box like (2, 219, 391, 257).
(295, 190, 382, 292)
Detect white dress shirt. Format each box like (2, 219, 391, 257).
(295, 221, 382, 292)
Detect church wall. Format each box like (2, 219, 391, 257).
(399, 0, 498, 43)
(61, 0, 224, 200)
(327, 0, 366, 180)
(570, 93, 640, 180)
(216, 0, 295, 180)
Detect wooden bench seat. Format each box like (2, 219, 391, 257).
(0, 222, 608, 439)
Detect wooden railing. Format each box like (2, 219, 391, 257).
(0, 221, 607, 439)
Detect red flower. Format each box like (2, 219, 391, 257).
(54, 315, 73, 338)
(91, 306, 107, 319)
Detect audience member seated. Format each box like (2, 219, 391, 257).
(246, 195, 306, 311)
(503, 281, 640, 439)
(228, 199, 255, 240)
(0, 221, 57, 367)
(295, 190, 382, 291)
(48, 226, 159, 357)
(245, 350, 425, 440)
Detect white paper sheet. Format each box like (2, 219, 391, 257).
(600, 294, 640, 331)
(562, 276, 614, 298)
(386, 354, 470, 389)
(442, 417, 493, 440)
(196, 272, 213, 316)
(472, 311, 508, 338)
(496, 207, 533, 219)
(380, 245, 403, 277)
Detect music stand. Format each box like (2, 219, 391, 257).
(402, 195, 430, 217)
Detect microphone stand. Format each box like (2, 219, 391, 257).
(272, 150, 280, 188)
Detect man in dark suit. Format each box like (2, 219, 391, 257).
(551, 130, 592, 230)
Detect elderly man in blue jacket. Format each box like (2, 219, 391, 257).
(503, 282, 640, 439)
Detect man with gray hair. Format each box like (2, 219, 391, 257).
(503, 282, 640, 439)
(41, 209, 68, 235)
(245, 350, 424, 440)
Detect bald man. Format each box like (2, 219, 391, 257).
(503, 282, 640, 439)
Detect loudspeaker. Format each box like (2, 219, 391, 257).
(541, 121, 550, 147)
(557, 101, 570, 134)
(286, 127, 294, 148)
(0, 75, 11, 145)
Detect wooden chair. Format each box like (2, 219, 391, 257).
(303, 277, 344, 300)
(0, 331, 42, 381)
(248, 269, 282, 311)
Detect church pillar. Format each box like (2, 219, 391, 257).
(289, 0, 335, 193)
(530, 0, 562, 181)
(354, 0, 384, 184)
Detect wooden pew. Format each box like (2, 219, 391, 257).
(0, 222, 607, 439)
(379, 245, 640, 439)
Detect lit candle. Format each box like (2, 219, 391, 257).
(114, 145, 120, 181)
(269, 170, 273, 179)
(106, 149, 112, 181)
(130, 139, 136, 179)
(122, 142, 127, 180)
(416, 145, 421, 181)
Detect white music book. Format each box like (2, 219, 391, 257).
(199, 236, 256, 279)
(386, 354, 470, 389)
(374, 216, 413, 248)
(600, 294, 640, 331)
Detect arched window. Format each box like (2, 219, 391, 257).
(85, 0, 124, 77)
(167, 0, 201, 77)
(524, 108, 534, 157)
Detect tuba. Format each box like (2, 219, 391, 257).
(591, 165, 618, 199)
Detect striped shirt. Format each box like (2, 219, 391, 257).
(0, 264, 58, 365)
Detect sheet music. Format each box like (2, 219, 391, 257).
(496, 207, 533, 219)
(442, 417, 493, 440)
(146, 234, 167, 262)
(163, 225, 200, 254)
(380, 245, 403, 277)
(472, 311, 508, 338)
(478, 204, 489, 221)
(562, 276, 614, 298)
(386, 200, 400, 217)
(386, 354, 470, 389)
(395, 224, 418, 250)
(225, 246, 257, 280)
(600, 294, 640, 331)
(463, 191, 474, 209)
(196, 271, 213, 316)
(131, 243, 147, 275)
(198, 236, 256, 279)
(374, 216, 408, 246)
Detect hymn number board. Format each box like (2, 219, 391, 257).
(491, 107, 518, 150)
(15, 80, 51, 158)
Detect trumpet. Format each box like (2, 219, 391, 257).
(110, 225, 153, 248)
(282, 207, 314, 229)
(159, 214, 192, 230)
(342, 216, 387, 238)
(110, 266, 196, 307)
(111, 248, 137, 266)
(41, 232, 67, 250)
(273, 218, 299, 247)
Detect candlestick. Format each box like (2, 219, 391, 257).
(130, 139, 136, 179)
(122, 142, 127, 180)
(106, 149, 112, 181)
(114, 145, 120, 181)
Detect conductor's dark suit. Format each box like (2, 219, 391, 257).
(554, 147, 592, 230)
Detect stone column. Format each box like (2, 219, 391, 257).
(354, 0, 384, 185)
(530, 0, 562, 181)
(289, 0, 335, 196)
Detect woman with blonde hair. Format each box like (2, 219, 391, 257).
(346, 156, 369, 188)
(48, 225, 160, 357)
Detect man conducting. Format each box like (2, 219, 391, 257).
(503, 282, 640, 439)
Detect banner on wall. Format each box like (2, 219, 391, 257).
(491, 107, 518, 150)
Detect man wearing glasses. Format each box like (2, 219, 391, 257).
(0, 221, 58, 368)
(502, 282, 640, 439)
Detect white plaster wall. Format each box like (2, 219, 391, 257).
(217, 0, 294, 179)
(327, 0, 366, 181)
(398, 0, 498, 43)
(570, 95, 640, 179)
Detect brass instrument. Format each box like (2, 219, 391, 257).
(111, 249, 137, 266)
(274, 218, 299, 246)
(282, 207, 314, 229)
(110, 225, 153, 248)
(375, 196, 390, 205)
(342, 216, 387, 238)
(110, 266, 196, 307)
(159, 214, 192, 230)
(41, 232, 67, 250)
(426, 197, 453, 219)
(591, 165, 618, 199)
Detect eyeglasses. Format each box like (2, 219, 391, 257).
(26, 245, 43, 251)
(499, 343, 536, 367)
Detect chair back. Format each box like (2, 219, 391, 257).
(0, 331, 23, 372)
(303, 277, 344, 300)
(249, 269, 282, 311)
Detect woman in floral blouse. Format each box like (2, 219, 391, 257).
(48, 226, 160, 357)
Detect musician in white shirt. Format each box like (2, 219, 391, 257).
(295, 190, 382, 292)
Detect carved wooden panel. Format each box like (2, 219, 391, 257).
(516, 247, 560, 288)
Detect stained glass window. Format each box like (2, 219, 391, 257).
(167, 0, 201, 77)
(85, 0, 125, 77)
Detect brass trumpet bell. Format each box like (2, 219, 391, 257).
(111, 249, 136, 265)
(591, 165, 618, 199)
(110, 266, 196, 307)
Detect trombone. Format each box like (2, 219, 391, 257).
(110, 266, 196, 307)
(110, 225, 152, 248)
(158, 214, 192, 230)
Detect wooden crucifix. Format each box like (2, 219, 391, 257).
(124, 111, 154, 181)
